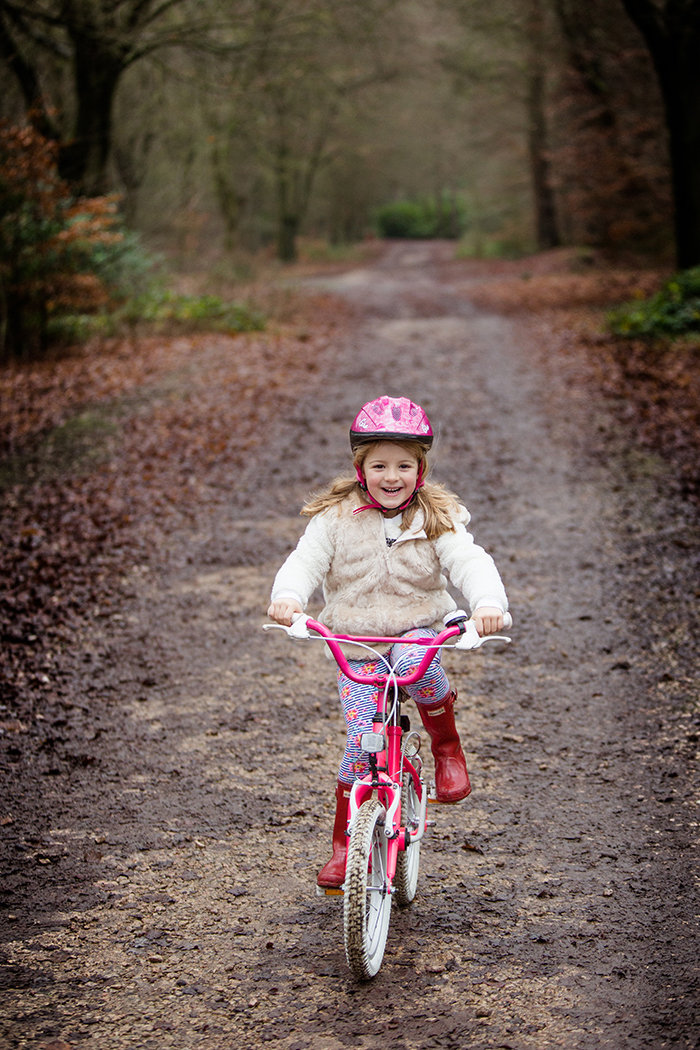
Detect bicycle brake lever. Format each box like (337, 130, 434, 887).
(261, 616, 311, 639)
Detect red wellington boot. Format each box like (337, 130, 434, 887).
(317, 780, 352, 888)
(418, 692, 471, 803)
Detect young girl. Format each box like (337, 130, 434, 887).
(267, 395, 508, 888)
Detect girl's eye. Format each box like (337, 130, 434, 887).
(366, 460, 416, 471)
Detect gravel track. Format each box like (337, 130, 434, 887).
(1, 241, 697, 1050)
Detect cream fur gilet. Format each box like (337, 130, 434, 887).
(320, 496, 456, 654)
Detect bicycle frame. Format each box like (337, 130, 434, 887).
(283, 615, 470, 895)
(346, 691, 427, 892)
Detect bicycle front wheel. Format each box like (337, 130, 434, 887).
(343, 798, 392, 980)
(394, 773, 422, 906)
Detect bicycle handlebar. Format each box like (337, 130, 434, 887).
(263, 611, 512, 687)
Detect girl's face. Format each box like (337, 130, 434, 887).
(361, 442, 420, 515)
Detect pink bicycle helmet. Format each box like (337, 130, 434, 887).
(349, 396, 434, 451)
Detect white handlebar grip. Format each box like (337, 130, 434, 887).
(288, 614, 311, 639)
(454, 621, 482, 649)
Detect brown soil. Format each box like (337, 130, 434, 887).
(1, 242, 698, 1049)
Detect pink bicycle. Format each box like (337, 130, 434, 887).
(263, 610, 511, 980)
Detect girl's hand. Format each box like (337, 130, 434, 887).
(472, 607, 505, 637)
(267, 598, 304, 626)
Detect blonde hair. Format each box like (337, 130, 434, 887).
(301, 440, 460, 540)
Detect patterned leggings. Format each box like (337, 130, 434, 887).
(336, 628, 449, 783)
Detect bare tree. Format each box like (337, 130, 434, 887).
(620, 0, 700, 267)
(203, 0, 399, 261)
(0, 0, 236, 195)
(439, 0, 562, 252)
(550, 0, 670, 253)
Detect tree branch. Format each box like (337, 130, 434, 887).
(0, 1, 71, 58)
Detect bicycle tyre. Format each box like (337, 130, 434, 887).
(343, 798, 392, 980)
(394, 773, 421, 906)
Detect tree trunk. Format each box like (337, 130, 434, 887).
(526, 0, 560, 250)
(58, 48, 122, 196)
(274, 138, 301, 263)
(210, 141, 248, 253)
(0, 9, 60, 144)
(621, 0, 700, 268)
(663, 64, 700, 269)
(277, 214, 299, 263)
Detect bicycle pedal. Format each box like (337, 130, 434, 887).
(316, 885, 344, 897)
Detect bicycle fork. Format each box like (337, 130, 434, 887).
(347, 724, 428, 891)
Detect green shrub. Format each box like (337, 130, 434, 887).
(374, 194, 467, 240)
(455, 234, 532, 260)
(48, 287, 265, 343)
(608, 267, 700, 337)
(79, 224, 162, 302)
(127, 289, 265, 333)
(375, 200, 432, 239)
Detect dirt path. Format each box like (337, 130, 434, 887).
(2, 242, 698, 1049)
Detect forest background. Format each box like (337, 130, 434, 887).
(1, 0, 700, 359)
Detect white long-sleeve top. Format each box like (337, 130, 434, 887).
(271, 498, 508, 630)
